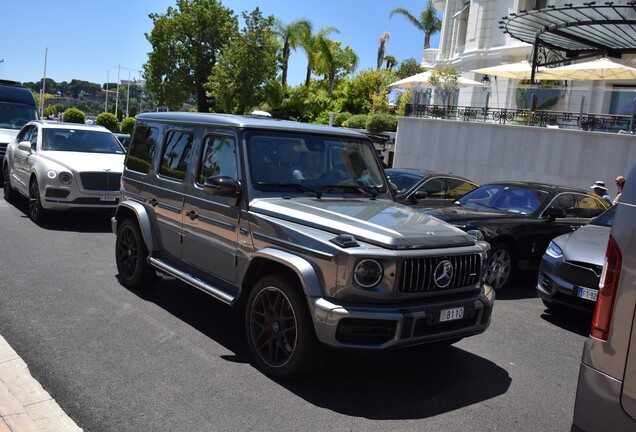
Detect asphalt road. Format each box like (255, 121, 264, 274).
(0, 196, 592, 432)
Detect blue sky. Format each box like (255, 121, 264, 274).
(0, 0, 440, 87)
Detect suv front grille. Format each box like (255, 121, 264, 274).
(80, 172, 121, 191)
(398, 254, 482, 293)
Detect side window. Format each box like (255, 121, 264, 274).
(447, 178, 476, 199)
(16, 125, 33, 143)
(575, 194, 608, 218)
(549, 194, 576, 217)
(197, 134, 237, 184)
(158, 129, 193, 181)
(29, 127, 39, 151)
(126, 126, 160, 174)
(418, 178, 446, 198)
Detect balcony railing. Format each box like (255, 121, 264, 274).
(405, 104, 635, 134)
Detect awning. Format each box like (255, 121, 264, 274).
(502, 3, 636, 81)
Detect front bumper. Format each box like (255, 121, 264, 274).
(309, 284, 495, 349)
(536, 257, 598, 312)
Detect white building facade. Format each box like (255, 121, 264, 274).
(426, 0, 636, 116)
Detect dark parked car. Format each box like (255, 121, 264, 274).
(426, 182, 610, 290)
(114, 133, 130, 149)
(572, 161, 636, 432)
(386, 168, 479, 208)
(537, 205, 615, 313)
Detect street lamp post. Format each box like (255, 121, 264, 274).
(481, 74, 491, 122)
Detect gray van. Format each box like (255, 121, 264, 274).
(0, 80, 38, 183)
(572, 161, 636, 431)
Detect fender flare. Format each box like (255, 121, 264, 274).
(248, 247, 324, 298)
(114, 200, 157, 252)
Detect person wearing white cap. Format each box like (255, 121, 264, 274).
(590, 180, 612, 205)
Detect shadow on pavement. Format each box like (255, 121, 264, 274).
(127, 276, 512, 420)
(7, 196, 113, 233)
(494, 270, 539, 301)
(539, 307, 592, 337)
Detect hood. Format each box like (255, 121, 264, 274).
(250, 197, 476, 249)
(40, 151, 125, 172)
(0, 129, 19, 145)
(555, 224, 610, 266)
(426, 205, 522, 223)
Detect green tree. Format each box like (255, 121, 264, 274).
(384, 55, 397, 71)
(120, 117, 136, 134)
(62, 108, 86, 124)
(395, 58, 424, 79)
(274, 18, 312, 87)
(208, 8, 278, 114)
(315, 39, 359, 95)
(340, 68, 393, 114)
(429, 67, 459, 113)
(389, 0, 442, 50)
(95, 112, 119, 132)
(300, 26, 339, 87)
(144, 0, 238, 112)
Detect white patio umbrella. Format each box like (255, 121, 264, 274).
(387, 71, 481, 89)
(471, 60, 552, 80)
(539, 57, 636, 81)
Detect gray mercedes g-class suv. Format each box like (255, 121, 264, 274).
(112, 112, 494, 378)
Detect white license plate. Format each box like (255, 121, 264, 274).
(577, 287, 598, 301)
(440, 307, 464, 322)
(100, 195, 117, 202)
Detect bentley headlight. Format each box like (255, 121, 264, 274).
(353, 259, 384, 288)
(58, 171, 73, 185)
(545, 241, 563, 259)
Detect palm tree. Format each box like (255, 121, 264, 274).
(377, 32, 390, 70)
(389, 0, 442, 50)
(384, 55, 397, 71)
(274, 18, 312, 87)
(300, 26, 339, 87)
(315, 39, 359, 95)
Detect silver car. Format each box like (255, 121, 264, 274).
(572, 162, 636, 431)
(3, 120, 126, 222)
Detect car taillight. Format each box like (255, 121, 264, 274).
(590, 234, 622, 340)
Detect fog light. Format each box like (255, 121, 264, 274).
(354, 259, 383, 288)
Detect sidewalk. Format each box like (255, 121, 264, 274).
(0, 335, 82, 432)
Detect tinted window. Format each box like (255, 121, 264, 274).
(548, 193, 576, 218)
(447, 178, 477, 199)
(575, 193, 608, 218)
(126, 126, 160, 174)
(197, 135, 237, 184)
(159, 130, 193, 180)
(418, 177, 446, 198)
(385, 171, 422, 192)
(591, 205, 616, 227)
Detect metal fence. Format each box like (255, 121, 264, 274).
(405, 104, 635, 133)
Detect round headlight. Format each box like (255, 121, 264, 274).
(58, 172, 73, 185)
(354, 259, 384, 288)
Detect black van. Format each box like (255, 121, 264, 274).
(0, 80, 39, 167)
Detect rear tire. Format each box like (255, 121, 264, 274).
(115, 218, 157, 289)
(245, 273, 324, 378)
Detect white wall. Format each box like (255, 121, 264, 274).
(393, 116, 636, 198)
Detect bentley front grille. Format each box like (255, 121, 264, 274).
(398, 254, 482, 293)
(80, 172, 121, 191)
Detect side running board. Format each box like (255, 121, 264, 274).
(149, 257, 236, 305)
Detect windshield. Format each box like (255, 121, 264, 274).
(385, 170, 424, 192)
(457, 184, 550, 214)
(0, 103, 38, 130)
(42, 128, 125, 154)
(590, 205, 616, 227)
(246, 132, 388, 197)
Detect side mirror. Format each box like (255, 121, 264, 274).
(409, 190, 428, 202)
(544, 206, 567, 221)
(203, 176, 241, 197)
(18, 141, 32, 152)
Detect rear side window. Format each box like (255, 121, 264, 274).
(126, 125, 160, 174)
(158, 130, 193, 181)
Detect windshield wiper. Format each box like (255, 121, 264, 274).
(320, 184, 379, 199)
(255, 182, 322, 198)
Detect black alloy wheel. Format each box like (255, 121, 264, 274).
(485, 243, 513, 290)
(245, 274, 324, 378)
(115, 218, 157, 289)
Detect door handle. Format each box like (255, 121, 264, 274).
(148, 198, 158, 207)
(186, 210, 198, 220)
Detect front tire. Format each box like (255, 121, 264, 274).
(115, 218, 157, 289)
(28, 178, 47, 223)
(485, 243, 513, 290)
(3, 164, 17, 202)
(245, 273, 324, 378)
